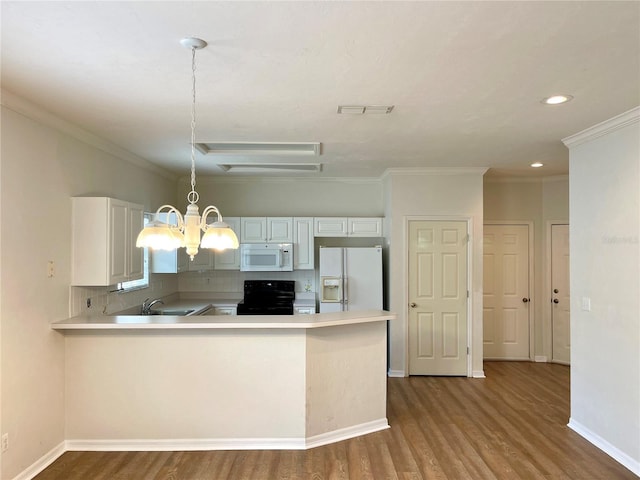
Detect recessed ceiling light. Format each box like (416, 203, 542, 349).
(541, 95, 573, 105)
(531, 162, 544, 168)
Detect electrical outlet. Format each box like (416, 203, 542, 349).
(1, 433, 8, 452)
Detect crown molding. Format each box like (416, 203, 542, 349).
(181, 175, 383, 185)
(484, 174, 569, 184)
(0, 88, 177, 181)
(382, 167, 489, 179)
(562, 106, 640, 148)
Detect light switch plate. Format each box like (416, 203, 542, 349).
(581, 297, 591, 311)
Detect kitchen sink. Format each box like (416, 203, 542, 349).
(149, 309, 195, 316)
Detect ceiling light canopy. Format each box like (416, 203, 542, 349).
(530, 162, 544, 168)
(541, 94, 573, 105)
(136, 37, 239, 259)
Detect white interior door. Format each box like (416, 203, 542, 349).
(483, 224, 531, 360)
(408, 220, 468, 376)
(551, 224, 571, 364)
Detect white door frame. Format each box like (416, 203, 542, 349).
(483, 221, 535, 361)
(545, 220, 569, 363)
(404, 215, 473, 377)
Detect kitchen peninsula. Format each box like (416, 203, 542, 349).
(52, 310, 395, 451)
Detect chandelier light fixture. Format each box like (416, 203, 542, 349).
(136, 37, 239, 260)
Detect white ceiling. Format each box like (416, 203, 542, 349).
(2, 1, 639, 179)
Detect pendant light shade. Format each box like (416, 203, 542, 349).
(136, 37, 239, 259)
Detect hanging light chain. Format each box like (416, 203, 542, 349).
(187, 44, 199, 205)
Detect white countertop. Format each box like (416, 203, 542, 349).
(51, 310, 395, 331)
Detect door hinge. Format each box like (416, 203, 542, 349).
(467, 290, 469, 298)
(467, 347, 470, 355)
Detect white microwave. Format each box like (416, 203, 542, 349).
(240, 243, 293, 272)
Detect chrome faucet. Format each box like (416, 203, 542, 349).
(141, 298, 164, 315)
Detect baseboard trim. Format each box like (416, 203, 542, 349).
(66, 437, 306, 451)
(534, 355, 548, 363)
(472, 370, 486, 378)
(387, 369, 405, 378)
(63, 419, 389, 453)
(568, 418, 640, 476)
(12, 441, 66, 480)
(305, 418, 389, 449)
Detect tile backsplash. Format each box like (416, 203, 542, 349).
(69, 270, 316, 317)
(178, 269, 316, 295)
(69, 274, 178, 317)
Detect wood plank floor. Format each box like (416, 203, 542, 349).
(34, 362, 636, 479)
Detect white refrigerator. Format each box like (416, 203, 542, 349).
(319, 246, 383, 313)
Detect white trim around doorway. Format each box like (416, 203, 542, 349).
(483, 220, 535, 361)
(403, 215, 474, 377)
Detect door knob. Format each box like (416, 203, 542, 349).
(553, 288, 559, 294)
(553, 299, 559, 304)
(410, 302, 417, 308)
(522, 298, 529, 303)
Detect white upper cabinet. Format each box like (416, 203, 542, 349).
(293, 217, 314, 270)
(71, 197, 144, 286)
(314, 217, 383, 237)
(348, 217, 383, 237)
(214, 217, 241, 270)
(313, 217, 348, 237)
(149, 212, 189, 274)
(241, 217, 293, 243)
(187, 250, 214, 272)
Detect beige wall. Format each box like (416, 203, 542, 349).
(483, 176, 569, 359)
(384, 169, 486, 377)
(176, 176, 384, 217)
(565, 109, 639, 472)
(0, 100, 177, 479)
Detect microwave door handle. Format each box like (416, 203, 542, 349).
(278, 249, 283, 268)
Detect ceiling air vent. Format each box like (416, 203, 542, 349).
(196, 142, 321, 156)
(217, 163, 322, 173)
(337, 105, 394, 114)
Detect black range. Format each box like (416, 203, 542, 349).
(236, 280, 295, 315)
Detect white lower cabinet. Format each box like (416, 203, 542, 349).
(294, 306, 316, 315)
(201, 305, 237, 315)
(214, 306, 237, 315)
(71, 197, 144, 286)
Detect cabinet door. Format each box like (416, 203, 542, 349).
(149, 212, 190, 273)
(314, 217, 348, 237)
(241, 217, 267, 242)
(348, 218, 382, 237)
(214, 306, 237, 315)
(294, 306, 315, 315)
(188, 250, 214, 271)
(214, 217, 241, 270)
(128, 203, 144, 280)
(109, 199, 129, 284)
(293, 217, 314, 270)
(268, 217, 293, 242)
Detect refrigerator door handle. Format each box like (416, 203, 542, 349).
(342, 275, 348, 309)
